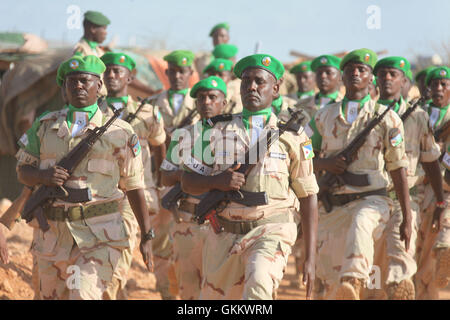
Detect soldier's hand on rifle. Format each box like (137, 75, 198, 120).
(0, 226, 9, 264)
(322, 155, 348, 174)
(39, 166, 70, 187)
(213, 164, 246, 191)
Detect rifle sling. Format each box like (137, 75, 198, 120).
(326, 188, 387, 207)
(44, 201, 119, 222)
(217, 213, 291, 235)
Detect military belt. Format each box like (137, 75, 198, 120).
(388, 186, 418, 201)
(217, 214, 291, 235)
(329, 188, 388, 207)
(44, 201, 119, 222)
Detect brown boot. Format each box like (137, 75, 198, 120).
(335, 277, 365, 300)
(386, 279, 415, 300)
(435, 248, 450, 288)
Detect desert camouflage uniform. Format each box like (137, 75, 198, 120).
(16, 107, 144, 300)
(147, 89, 199, 298)
(296, 91, 343, 119)
(199, 112, 319, 299)
(369, 98, 441, 299)
(160, 120, 214, 299)
(416, 104, 450, 299)
(311, 98, 408, 299)
(224, 78, 242, 114)
(99, 95, 166, 299)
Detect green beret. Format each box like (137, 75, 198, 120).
(234, 54, 285, 80)
(84, 11, 110, 26)
(425, 66, 450, 86)
(340, 48, 378, 70)
(209, 22, 230, 37)
(311, 55, 341, 72)
(56, 55, 106, 87)
(163, 50, 195, 67)
(289, 61, 312, 74)
(374, 56, 411, 76)
(190, 76, 227, 98)
(415, 66, 435, 82)
(405, 69, 413, 82)
(203, 58, 233, 74)
(101, 52, 136, 71)
(212, 44, 238, 59)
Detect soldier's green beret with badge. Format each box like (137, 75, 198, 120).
(414, 66, 435, 82)
(212, 44, 238, 59)
(311, 55, 341, 72)
(84, 10, 111, 26)
(56, 55, 106, 86)
(164, 50, 195, 67)
(209, 22, 230, 37)
(425, 66, 450, 86)
(101, 52, 136, 71)
(290, 61, 312, 74)
(340, 48, 378, 70)
(374, 56, 411, 76)
(234, 54, 285, 80)
(203, 58, 233, 74)
(190, 76, 227, 98)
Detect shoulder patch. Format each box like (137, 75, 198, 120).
(128, 134, 141, 157)
(301, 140, 315, 160)
(389, 128, 403, 147)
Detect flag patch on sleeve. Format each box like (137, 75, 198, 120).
(301, 140, 314, 160)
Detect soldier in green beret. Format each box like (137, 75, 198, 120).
(160, 76, 228, 299)
(203, 58, 242, 113)
(209, 22, 230, 47)
(415, 65, 450, 299)
(99, 52, 167, 299)
(182, 53, 319, 300)
(212, 43, 239, 64)
(415, 66, 435, 109)
(296, 55, 343, 118)
(288, 61, 316, 103)
(145, 49, 199, 299)
(14, 55, 154, 299)
(310, 49, 412, 300)
(401, 69, 413, 102)
(372, 56, 443, 300)
(73, 10, 110, 57)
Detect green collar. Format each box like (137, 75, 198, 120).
(242, 107, 272, 131)
(297, 90, 314, 99)
(83, 38, 98, 50)
(168, 88, 189, 110)
(106, 96, 129, 109)
(271, 96, 283, 115)
(316, 91, 339, 105)
(67, 102, 98, 128)
(377, 96, 403, 114)
(428, 102, 450, 128)
(341, 94, 371, 118)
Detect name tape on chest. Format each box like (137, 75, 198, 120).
(160, 159, 179, 171)
(301, 140, 315, 160)
(269, 152, 287, 160)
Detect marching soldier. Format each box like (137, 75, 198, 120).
(182, 54, 319, 300)
(210, 22, 230, 47)
(310, 49, 412, 300)
(212, 44, 239, 65)
(415, 66, 435, 110)
(160, 76, 228, 299)
(288, 61, 315, 104)
(99, 52, 167, 299)
(73, 11, 109, 57)
(15, 55, 154, 299)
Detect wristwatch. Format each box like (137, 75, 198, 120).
(142, 228, 155, 241)
(436, 201, 448, 209)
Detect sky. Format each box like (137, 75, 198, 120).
(1, 0, 449, 63)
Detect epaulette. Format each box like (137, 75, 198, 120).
(205, 113, 236, 127)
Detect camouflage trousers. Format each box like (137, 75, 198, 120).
(316, 195, 392, 299)
(199, 219, 297, 300)
(170, 213, 209, 300)
(415, 186, 450, 299)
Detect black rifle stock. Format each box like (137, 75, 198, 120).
(318, 102, 395, 213)
(22, 108, 123, 231)
(194, 108, 305, 232)
(124, 96, 150, 123)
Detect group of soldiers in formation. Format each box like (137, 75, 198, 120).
(0, 10, 449, 301)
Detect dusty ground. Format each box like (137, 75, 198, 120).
(0, 220, 449, 300)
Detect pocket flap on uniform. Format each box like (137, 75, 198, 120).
(87, 158, 114, 176)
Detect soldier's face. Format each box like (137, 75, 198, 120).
(401, 78, 412, 100)
(295, 71, 315, 93)
(196, 89, 226, 119)
(209, 70, 233, 84)
(104, 65, 132, 95)
(418, 74, 431, 99)
(376, 67, 406, 100)
(241, 68, 279, 111)
(64, 73, 101, 108)
(342, 62, 372, 93)
(166, 64, 193, 91)
(213, 28, 230, 47)
(315, 66, 341, 94)
(430, 78, 450, 107)
(91, 24, 107, 43)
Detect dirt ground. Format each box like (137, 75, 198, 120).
(0, 220, 449, 300)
